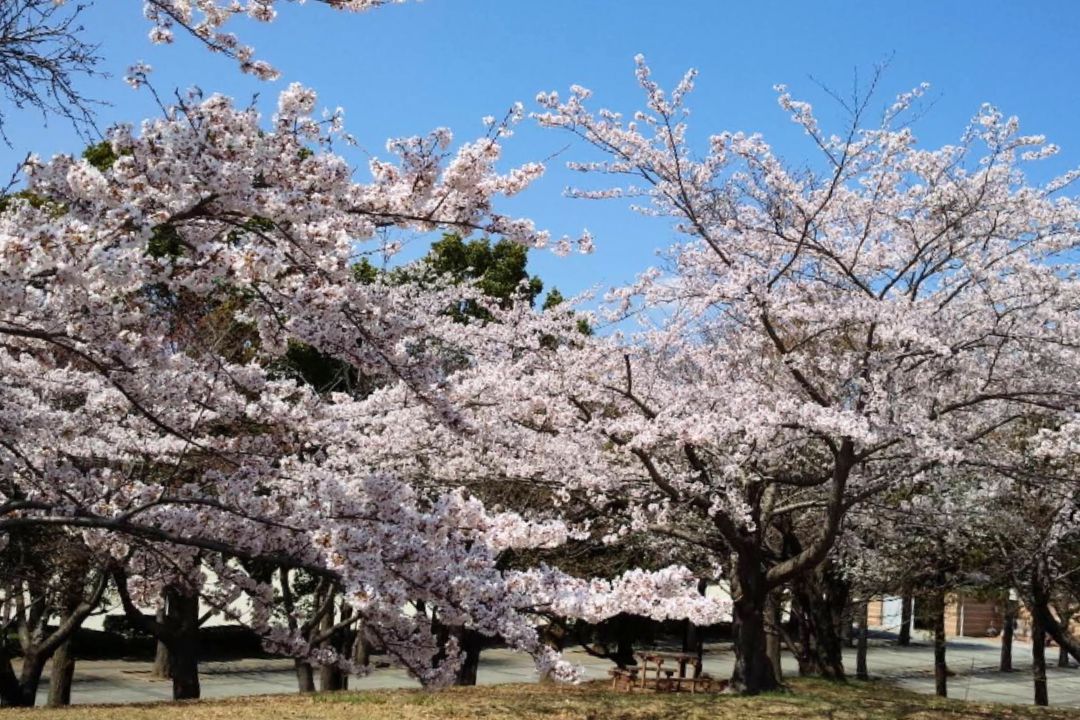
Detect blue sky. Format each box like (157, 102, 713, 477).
(5, 0, 1080, 298)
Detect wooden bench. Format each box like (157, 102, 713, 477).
(608, 667, 639, 691)
(608, 652, 722, 694)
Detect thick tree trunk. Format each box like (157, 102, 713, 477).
(819, 573, 849, 680)
(1001, 599, 1016, 672)
(168, 590, 201, 700)
(1033, 612, 1048, 706)
(8, 653, 47, 707)
(46, 639, 76, 707)
(170, 640, 200, 701)
(318, 663, 345, 692)
(931, 591, 947, 698)
(454, 628, 484, 686)
(612, 614, 636, 669)
(0, 652, 25, 707)
(729, 555, 779, 694)
(898, 595, 913, 646)
(294, 660, 315, 693)
(856, 600, 869, 681)
(789, 567, 846, 680)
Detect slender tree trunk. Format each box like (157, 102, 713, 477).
(1033, 612, 1048, 707)
(683, 580, 707, 674)
(317, 608, 346, 692)
(1059, 643, 1071, 668)
(352, 625, 370, 669)
(46, 639, 76, 707)
(278, 568, 316, 693)
(898, 595, 913, 646)
(856, 600, 869, 681)
(764, 590, 783, 683)
(729, 553, 779, 694)
(794, 599, 815, 676)
(152, 603, 171, 680)
(1001, 599, 1016, 672)
(841, 602, 854, 648)
(931, 591, 947, 698)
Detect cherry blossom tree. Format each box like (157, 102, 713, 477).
(0, 68, 736, 702)
(431, 59, 1080, 694)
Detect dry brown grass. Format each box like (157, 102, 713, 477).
(2, 679, 1072, 719)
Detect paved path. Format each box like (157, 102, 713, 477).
(33, 637, 1080, 709)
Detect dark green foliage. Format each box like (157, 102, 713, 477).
(353, 257, 380, 285)
(280, 340, 358, 394)
(424, 233, 543, 310)
(148, 224, 184, 258)
(82, 141, 118, 171)
(542, 288, 565, 311)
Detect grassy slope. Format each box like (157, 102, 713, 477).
(3, 679, 1071, 720)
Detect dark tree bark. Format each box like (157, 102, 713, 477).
(352, 624, 371, 669)
(856, 600, 869, 681)
(279, 568, 318, 693)
(729, 553, 779, 694)
(683, 579, 706, 677)
(114, 574, 201, 700)
(0, 650, 24, 707)
(454, 628, 484, 686)
(46, 638, 75, 707)
(317, 602, 347, 692)
(793, 599, 814, 676)
(1033, 611, 1048, 706)
(1000, 598, 1016, 672)
(931, 590, 948, 698)
(1024, 557, 1080, 667)
(575, 613, 639, 670)
(898, 595, 913, 646)
(318, 663, 345, 691)
(0, 571, 107, 707)
(788, 564, 846, 680)
(166, 589, 201, 700)
(279, 570, 353, 694)
(1056, 609, 1074, 668)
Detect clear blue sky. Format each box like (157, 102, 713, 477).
(5, 0, 1080, 298)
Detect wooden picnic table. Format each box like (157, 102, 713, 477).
(631, 651, 709, 693)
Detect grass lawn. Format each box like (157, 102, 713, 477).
(3, 679, 1072, 719)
